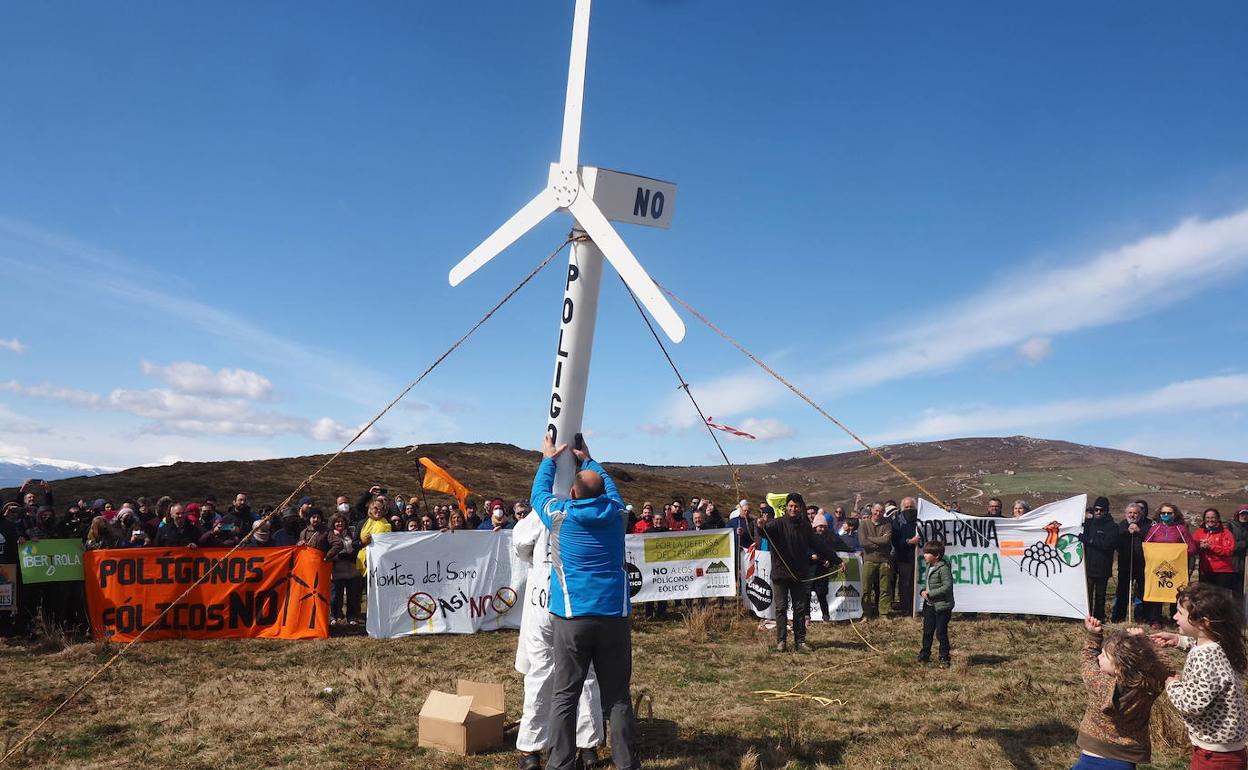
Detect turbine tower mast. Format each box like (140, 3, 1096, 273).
(449, 0, 683, 497)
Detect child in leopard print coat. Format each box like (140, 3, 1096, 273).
(1151, 583, 1248, 770)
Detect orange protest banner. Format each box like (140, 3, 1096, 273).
(84, 546, 331, 642)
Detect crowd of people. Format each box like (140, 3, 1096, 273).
(3, 477, 1247, 638)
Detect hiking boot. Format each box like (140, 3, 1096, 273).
(938, 658, 952, 668)
(775, 640, 787, 652)
(794, 641, 810, 654)
(575, 747, 601, 770)
(916, 655, 930, 665)
(517, 751, 542, 770)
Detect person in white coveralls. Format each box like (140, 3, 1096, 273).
(512, 503, 604, 770)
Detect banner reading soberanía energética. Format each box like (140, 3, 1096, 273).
(366, 531, 527, 638)
(624, 530, 736, 603)
(915, 495, 1087, 619)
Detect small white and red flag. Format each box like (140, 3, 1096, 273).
(705, 416, 756, 439)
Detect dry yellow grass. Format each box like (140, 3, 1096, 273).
(1, 611, 1196, 770)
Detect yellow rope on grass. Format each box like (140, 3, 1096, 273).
(0, 237, 573, 766)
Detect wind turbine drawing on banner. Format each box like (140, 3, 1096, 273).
(448, 0, 685, 497)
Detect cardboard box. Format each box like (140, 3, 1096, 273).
(418, 679, 505, 755)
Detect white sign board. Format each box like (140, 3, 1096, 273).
(581, 166, 676, 229)
(740, 548, 864, 622)
(366, 531, 528, 637)
(624, 530, 736, 602)
(915, 495, 1088, 619)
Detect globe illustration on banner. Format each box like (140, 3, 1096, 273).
(1056, 533, 1084, 568)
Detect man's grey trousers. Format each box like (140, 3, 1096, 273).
(547, 615, 638, 770)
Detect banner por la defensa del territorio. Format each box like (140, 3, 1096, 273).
(366, 530, 527, 638)
(84, 546, 331, 642)
(625, 530, 737, 603)
(915, 495, 1087, 619)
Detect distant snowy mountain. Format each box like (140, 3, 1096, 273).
(0, 456, 123, 488)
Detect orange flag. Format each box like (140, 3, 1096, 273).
(419, 457, 472, 514)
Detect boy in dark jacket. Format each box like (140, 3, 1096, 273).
(917, 540, 954, 666)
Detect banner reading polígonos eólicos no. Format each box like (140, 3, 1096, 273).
(624, 530, 736, 603)
(366, 530, 528, 637)
(739, 547, 864, 621)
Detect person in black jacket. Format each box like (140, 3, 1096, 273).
(1111, 502, 1153, 623)
(0, 509, 20, 637)
(155, 504, 202, 548)
(757, 493, 843, 653)
(890, 497, 922, 616)
(1080, 496, 1118, 621)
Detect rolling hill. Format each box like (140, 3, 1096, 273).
(3, 436, 1244, 518)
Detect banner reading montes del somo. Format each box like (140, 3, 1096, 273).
(916, 495, 1087, 619)
(366, 531, 527, 638)
(84, 546, 331, 642)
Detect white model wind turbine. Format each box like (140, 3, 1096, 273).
(449, 0, 684, 495)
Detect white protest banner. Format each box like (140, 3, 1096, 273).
(916, 494, 1087, 619)
(366, 531, 527, 637)
(739, 547, 864, 621)
(624, 530, 736, 603)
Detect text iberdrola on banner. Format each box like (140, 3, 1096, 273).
(84, 546, 332, 642)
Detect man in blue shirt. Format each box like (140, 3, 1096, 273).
(531, 432, 637, 770)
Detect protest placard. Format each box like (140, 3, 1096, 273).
(625, 530, 736, 603)
(739, 547, 864, 622)
(19, 538, 84, 584)
(84, 546, 331, 641)
(916, 495, 1087, 619)
(0, 564, 16, 612)
(366, 531, 527, 638)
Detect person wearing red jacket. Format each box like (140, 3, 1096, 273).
(1190, 508, 1238, 592)
(630, 504, 655, 534)
(665, 503, 688, 532)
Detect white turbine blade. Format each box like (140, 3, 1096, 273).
(569, 194, 685, 342)
(559, 0, 592, 168)
(449, 188, 559, 286)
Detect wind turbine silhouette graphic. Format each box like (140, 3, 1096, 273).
(449, 0, 684, 496)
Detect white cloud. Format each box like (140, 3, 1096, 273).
(140, 361, 275, 401)
(1, 380, 102, 407)
(875, 373, 1248, 443)
(0, 338, 25, 353)
(0, 216, 392, 408)
(667, 207, 1248, 422)
(3, 377, 388, 444)
(736, 417, 795, 442)
(309, 417, 389, 446)
(1016, 336, 1052, 364)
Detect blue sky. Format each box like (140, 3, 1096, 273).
(2, 1, 1247, 470)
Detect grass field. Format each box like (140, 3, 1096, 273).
(1, 609, 1200, 770)
(979, 469, 1153, 498)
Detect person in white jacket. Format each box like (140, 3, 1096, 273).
(513, 507, 604, 770)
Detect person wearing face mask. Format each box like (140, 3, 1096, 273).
(1191, 508, 1238, 592)
(1144, 503, 1192, 629)
(1080, 496, 1119, 621)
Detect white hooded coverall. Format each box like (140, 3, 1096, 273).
(513, 511, 604, 753)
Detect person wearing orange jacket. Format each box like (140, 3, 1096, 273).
(1190, 508, 1238, 592)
